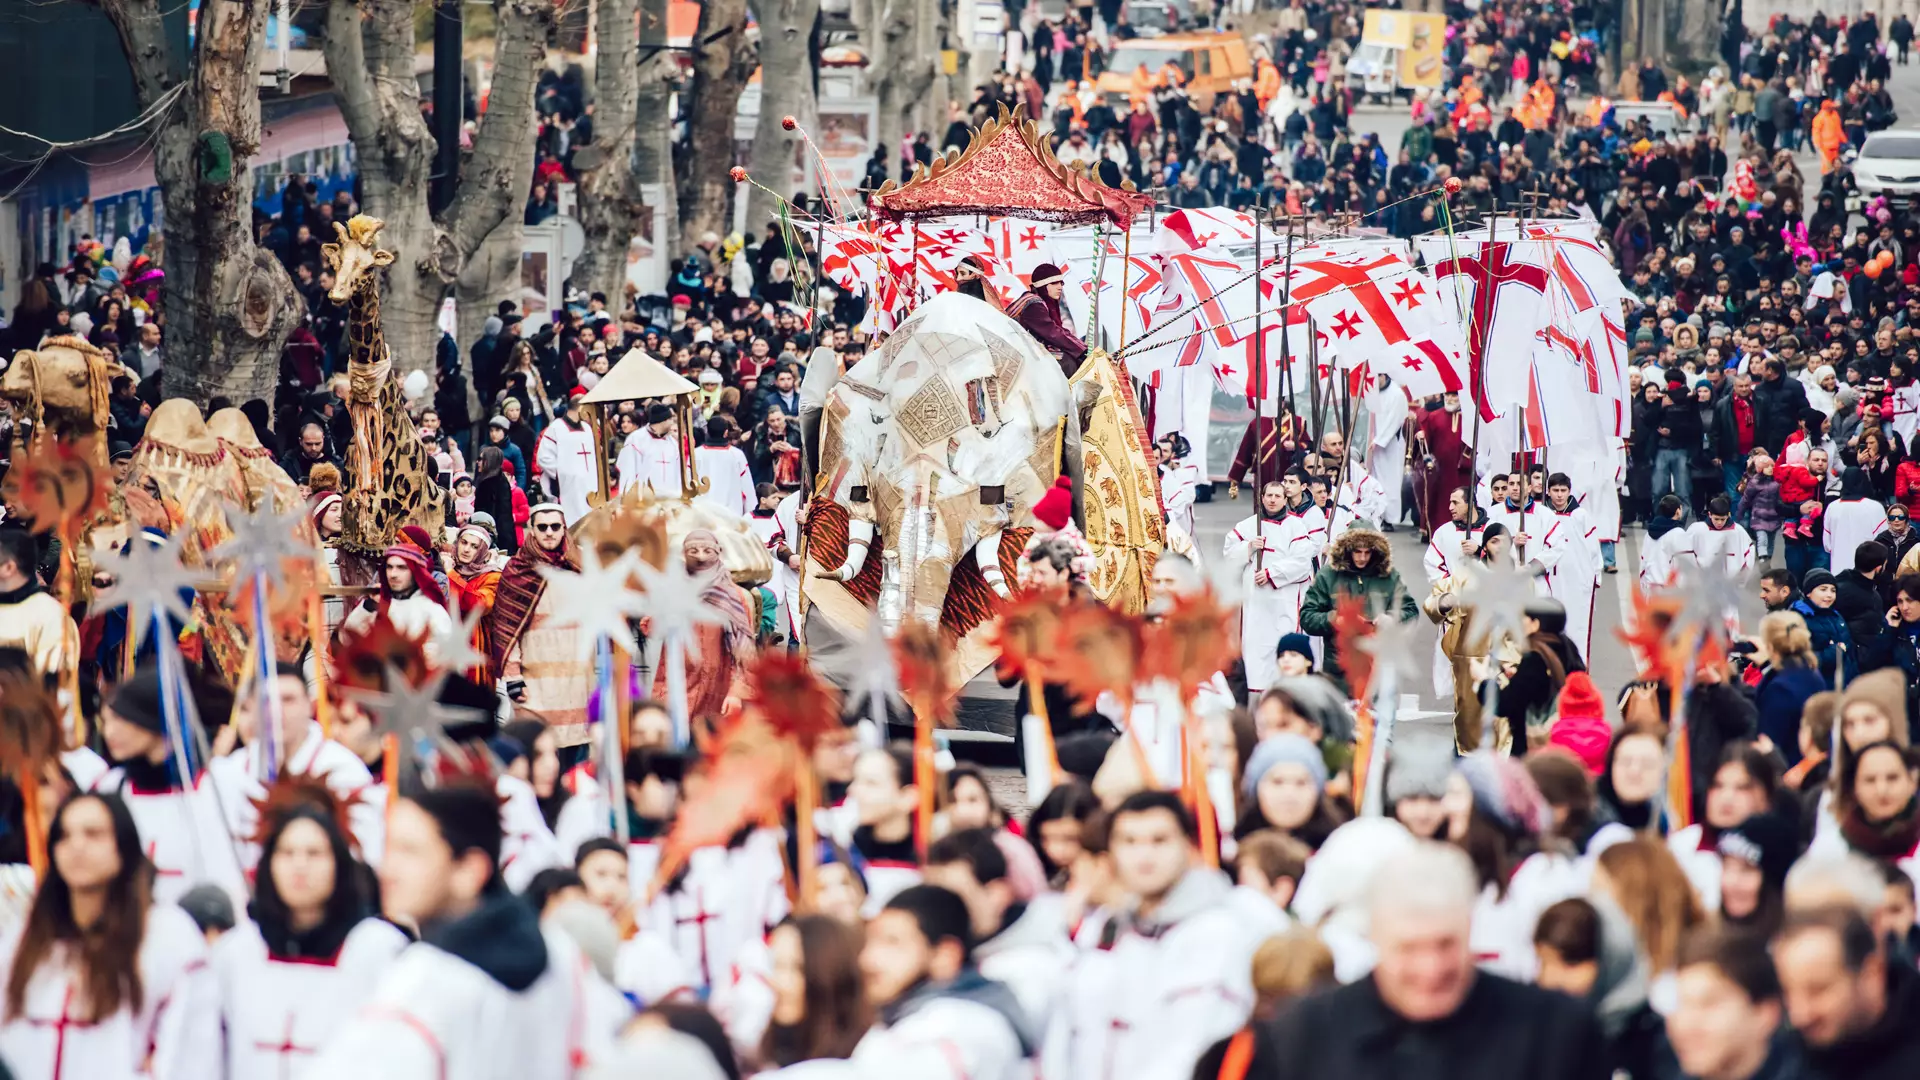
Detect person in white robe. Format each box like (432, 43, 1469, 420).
(1156, 433, 1202, 543)
(1422, 486, 1483, 699)
(1225, 476, 1327, 694)
(1537, 473, 1601, 661)
(1563, 440, 1626, 573)
(1640, 496, 1695, 588)
(533, 399, 602, 524)
(645, 830, 791, 994)
(1483, 471, 1561, 595)
(226, 666, 382, 864)
(0, 792, 220, 1080)
(572, 839, 695, 1006)
(1044, 796, 1280, 1080)
(763, 491, 804, 643)
(338, 546, 456, 667)
(215, 803, 407, 1080)
(692, 418, 755, 516)
(616, 403, 686, 498)
(1685, 496, 1757, 579)
(309, 782, 619, 1080)
(91, 668, 250, 909)
(1824, 467, 1890, 574)
(1365, 377, 1410, 529)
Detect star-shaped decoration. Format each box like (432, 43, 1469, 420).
(1460, 556, 1540, 652)
(344, 665, 489, 779)
(1356, 603, 1427, 693)
(210, 496, 319, 595)
(90, 531, 207, 652)
(539, 545, 648, 658)
(837, 616, 903, 728)
(1666, 560, 1747, 653)
(634, 556, 729, 658)
(429, 604, 489, 675)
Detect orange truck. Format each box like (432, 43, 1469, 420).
(1096, 33, 1253, 112)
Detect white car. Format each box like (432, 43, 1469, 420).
(1852, 131, 1920, 199)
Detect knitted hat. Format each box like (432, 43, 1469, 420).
(1033, 476, 1074, 531)
(107, 667, 166, 735)
(1717, 812, 1797, 892)
(646, 403, 675, 425)
(489, 415, 511, 431)
(1454, 753, 1552, 838)
(1275, 632, 1315, 666)
(1801, 567, 1837, 593)
(397, 524, 436, 553)
(468, 511, 498, 538)
(309, 491, 342, 533)
(1030, 263, 1065, 287)
(1241, 733, 1329, 800)
(1383, 746, 1453, 805)
(1548, 672, 1611, 775)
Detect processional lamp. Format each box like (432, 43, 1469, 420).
(579, 349, 702, 506)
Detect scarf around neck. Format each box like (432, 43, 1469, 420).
(488, 534, 581, 672)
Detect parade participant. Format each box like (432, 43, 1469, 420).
(693, 417, 754, 516)
(1299, 528, 1418, 694)
(1449, 753, 1582, 981)
(341, 544, 455, 665)
(749, 914, 870, 1072)
(1413, 391, 1471, 541)
(1050, 791, 1278, 1080)
(953, 255, 1002, 310)
(1322, 431, 1387, 535)
(853, 884, 1036, 1078)
(229, 664, 382, 862)
(1006, 264, 1086, 375)
(0, 792, 218, 1079)
(848, 746, 922, 914)
(923, 828, 1074, 1033)
(91, 667, 249, 907)
(1669, 744, 1780, 911)
(1688, 494, 1758, 578)
(533, 392, 600, 525)
(571, 839, 693, 1005)
(1825, 467, 1890, 574)
(487, 505, 590, 744)
(649, 529, 753, 721)
(0, 528, 76, 681)
(1364, 375, 1409, 531)
(447, 524, 501, 666)
(1225, 474, 1326, 692)
(310, 779, 614, 1077)
(1423, 487, 1484, 700)
(1226, 402, 1308, 502)
(616, 403, 685, 498)
(1024, 781, 1100, 891)
(1262, 841, 1604, 1075)
(1155, 433, 1200, 541)
(1538, 472, 1602, 659)
(1641, 495, 1694, 589)
(1426, 524, 1519, 752)
(214, 802, 407, 1080)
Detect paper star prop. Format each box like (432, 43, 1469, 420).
(839, 615, 904, 726)
(1460, 556, 1539, 651)
(1666, 560, 1746, 653)
(1140, 588, 1239, 700)
(634, 556, 729, 656)
(210, 496, 318, 595)
(90, 531, 204, 651)
(1357, 605, 1427, 693)
(539, 546, 648, 658)
(429, 605, 488, 676)
(344, 665, 488, 778)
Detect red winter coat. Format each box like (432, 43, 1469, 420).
(1776, 462, 1824, 508)
(1896, 460, 1920, 519)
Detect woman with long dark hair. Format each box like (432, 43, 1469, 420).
(1444, 754, 1581, 982)
(754, 914, 870, 1072)
(472, 445, 518, 555)
(215, 801, 406, 1079)
(0, 792, 217, 1077)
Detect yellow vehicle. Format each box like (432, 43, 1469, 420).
(1095, 33, 1254, 111)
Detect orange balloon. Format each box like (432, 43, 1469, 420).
(1866, 262, 1885, 279)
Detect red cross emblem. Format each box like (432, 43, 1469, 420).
(1019, 226, 1043, 250)
(1332, 310, 1365, 339)
(1401, 351, 1426, 371)
(1195, 232, 1219, 246)
(255, 1014, 318, 1080)
(935, 228, 969, 244)
(1430, 240, 1550, 419)
(922, 243, 954, 259)
(1391, 278, 1426, 308)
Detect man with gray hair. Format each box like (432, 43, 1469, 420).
(1257, 842, 1606, 1076)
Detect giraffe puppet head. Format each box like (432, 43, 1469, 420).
(323, 215, 395, 302)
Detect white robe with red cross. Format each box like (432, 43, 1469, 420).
(642, 829, 790, 994)
(227, 724, 384, 873)
(212, 917, 409, 1080)
(90, 757, 252, 911)
(0, 903, 218, 1080)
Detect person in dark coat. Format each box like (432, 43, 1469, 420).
(1834, 540, 1893, 671)
(1487, 597, 1588, 757)
(1753, 356, 1811, 455)
(1775, 904, 1920, 1080)
(1258, 842, 1608, 1080)
(1681, 660, 1760, 824)
(1005, 263, 1087, 376)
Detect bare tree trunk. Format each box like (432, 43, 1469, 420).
(745, 0, 819, 232)
(871, 0, 930, 172)
(676, 0, 755, 250)
(97, 0, 300, 405)
(574, 0, 659, 305)
(324, 0, 552, 379)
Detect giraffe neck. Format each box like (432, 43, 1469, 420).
(346, 277, 385, 370)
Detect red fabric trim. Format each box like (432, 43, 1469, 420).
(362, 1006, 448, 1080)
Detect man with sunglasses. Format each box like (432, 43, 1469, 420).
(1881, 505, 1920, 578)
(485, 504, 593, 747)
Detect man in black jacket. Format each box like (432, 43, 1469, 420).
(1653, 375, 1704, 505)
(1260, 842, 1607, 1080)
(1776, 903, 1920, 1080)
(1754, 356, 1811, 454)
(1836, 540, 1894, 671)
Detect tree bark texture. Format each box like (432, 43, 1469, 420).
(745, 0, 819, 232)
(324, 0, 552, 381)
(97, 0, 301, 406)
(870, 0, 933, 172)
(573, 0, 657, 306)
(676, 0, 755, 251)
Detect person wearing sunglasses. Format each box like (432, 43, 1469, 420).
(1878, 505, 1920, 578)
(483, 504, 592, 748)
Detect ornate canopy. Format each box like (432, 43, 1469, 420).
(871, 105, 1154, 227)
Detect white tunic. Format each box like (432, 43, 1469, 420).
(1536, 502, 1600, 661)
(1640, 524, 1694, 589)
(768, 494, 803, 640)
(693, 445, 755, 516)
(642, 830, 790, 992)
(498, 774, 568, 893)
(1226, 508, 1327, 692)
(1159, 462, 1201, 542)
(615, 428, 683, 498)
(1468, 852, 1584, 983)
(1824, 498, 1890, 573)
(1365, 385, 1409, 525)
(307, 922, 613, 1080)
(213, 918, 408, 1080)
(1685, 521, 1757, 578)
(1328, 464, 1388, 537)
(852, 994, 1030, 1080)
(91, 758, 251, 910)
(229, 723, 383, 870)
(535, 419, 601, 525)
(0, 904, 217, 1080)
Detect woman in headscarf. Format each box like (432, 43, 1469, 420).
(649, 529, 755, 725)
(311, 493, 347, 635)
(447, 524, 501, 682)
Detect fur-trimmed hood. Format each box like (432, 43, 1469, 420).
(1328, 528, 1392, 576)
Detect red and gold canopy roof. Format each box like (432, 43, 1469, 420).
(870, 105, 1154, 227)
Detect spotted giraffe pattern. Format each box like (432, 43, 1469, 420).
(337, 248, 446, 556)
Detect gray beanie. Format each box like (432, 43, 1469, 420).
(1241, 733, 1329, 800)
(1384, 747, 1454, 805)
(1266, 676, 1355, 744)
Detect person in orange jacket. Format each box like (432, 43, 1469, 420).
(1256, 56, 1282, 109)
(1812, 98, 1846, 172)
